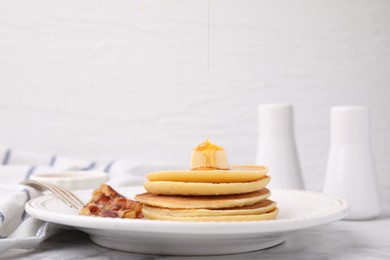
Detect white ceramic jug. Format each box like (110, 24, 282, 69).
(323, 106, 381, 220)
(256, 104, 304, 189)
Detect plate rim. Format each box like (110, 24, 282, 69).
(25, 188, 350, 235)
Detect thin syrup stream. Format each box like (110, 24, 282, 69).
(208, 0, 210, 89)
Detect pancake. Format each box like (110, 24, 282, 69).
(142, 199, 276, 217)
(144, 176, 270, 196)
(142, 207, 279, 222)
(135, 188, 271, 209)
(147, 165, 268, 183)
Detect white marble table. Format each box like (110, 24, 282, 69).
(4, 190, 390, 260)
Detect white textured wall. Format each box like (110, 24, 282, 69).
(0, 0, 389, 191)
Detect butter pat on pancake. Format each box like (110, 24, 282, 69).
(135, 188, 271, 209)
(142, 207, 279, 222)
(144, 176, 270, 196)
(191, 138, 229, 170)
(147, 166, 268, 183)
(142, 199, 276, 217)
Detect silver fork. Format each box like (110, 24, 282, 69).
(20, 179, 85, 210)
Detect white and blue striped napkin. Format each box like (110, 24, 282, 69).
(0, 147, 183, 253)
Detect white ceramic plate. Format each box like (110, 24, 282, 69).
(25, 186, 349, 255)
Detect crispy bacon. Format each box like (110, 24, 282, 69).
(79, 184, 143, 219)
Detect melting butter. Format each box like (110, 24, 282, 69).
(191, 139, 229, 170)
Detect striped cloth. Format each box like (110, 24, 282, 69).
(0, 147, 183, 253)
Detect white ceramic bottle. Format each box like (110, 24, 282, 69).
(256, 104, 304, 189)
(323, 106, 381, 220)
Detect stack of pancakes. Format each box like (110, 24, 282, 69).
(135, 166, 278, 221)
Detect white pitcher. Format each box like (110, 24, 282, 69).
(256, 104, 304, 189)
(323, 106, 381, 220)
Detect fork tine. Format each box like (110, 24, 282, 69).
(46, 184, 81, 209)
(20, 179, 83, 210)
(37, 181, 77, 209)
(59, 187, 85, 208)
(51, 184, 85, 209)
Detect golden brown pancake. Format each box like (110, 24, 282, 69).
(142, 207, 279, 222)
(144, 176, 270, 196)
(142, 199, 276, 217)
(147, 166, 268, 183)
(135, 188, 271, 209)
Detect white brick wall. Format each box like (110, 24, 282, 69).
(0, 0, 389, 191)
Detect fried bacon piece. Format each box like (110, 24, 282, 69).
(79, 184, 143, 219)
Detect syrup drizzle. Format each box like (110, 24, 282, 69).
(208, 0, 211, 89)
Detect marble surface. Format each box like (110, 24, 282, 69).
(3, 191, 390, 260)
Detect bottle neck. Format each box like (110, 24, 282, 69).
(330, 106, 371, 145)
(258, 104, 295, 139)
